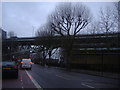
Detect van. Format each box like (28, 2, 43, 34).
(20, 59, 32, 70)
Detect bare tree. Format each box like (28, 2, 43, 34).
(47, 2, 92, 69)
(99, 6, 116, 34)
(87, 20, 101, 34)
(113, 2, 120, 32)
(98, 6, 118, 51)
(48, 2, 92, 36)
(36, 23, 58, 66)
(36, 23, 55, 37)
(118, 2, 120, 32)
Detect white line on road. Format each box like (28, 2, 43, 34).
(25, 70, 42, 89)
(56, 74, 70, 80)
(81, 83, 95, 88)
(20, 76, 24, 89)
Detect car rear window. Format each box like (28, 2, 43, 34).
(22, 59, 31, 61)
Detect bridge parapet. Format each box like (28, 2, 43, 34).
(2, 32, 120, 54)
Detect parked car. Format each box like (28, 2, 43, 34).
(20, 58, 32, 70)
(2, 61, 18, 79)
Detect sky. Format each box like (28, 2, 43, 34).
(1, 1, 114, 37)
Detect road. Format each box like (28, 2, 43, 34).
(2, 64, 120, 89)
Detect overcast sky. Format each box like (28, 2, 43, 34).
(2, 2, 114, 37)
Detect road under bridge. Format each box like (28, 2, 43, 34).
(2, 33, 120, 72)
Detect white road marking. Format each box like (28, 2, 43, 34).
(25, 70, 42, 89)
(81, 83, 95, 88)
(20, 76, 24, 89)
(56, 74, 70, 80)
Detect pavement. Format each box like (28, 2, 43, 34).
(49, 66, 120, 79)
(70, 69, 120, 79)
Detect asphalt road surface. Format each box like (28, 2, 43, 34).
(2, 64, 120, 89)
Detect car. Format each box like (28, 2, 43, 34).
(20, 58, 32, 70)
(2, 61, 18, 79)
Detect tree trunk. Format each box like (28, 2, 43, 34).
(64, 38, 74, 70)
(66, 51, 71, 70)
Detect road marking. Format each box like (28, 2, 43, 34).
(56, 74, 70, 80)
(20, 76, 24, 89)
(81, 83, 95, 88)
(25, 70, 42, 89)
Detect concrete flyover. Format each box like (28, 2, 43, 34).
(2, 33, 120, 72)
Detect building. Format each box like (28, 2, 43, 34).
(0, 28, 7, 39)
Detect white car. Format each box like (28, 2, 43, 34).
(20, 59, 32, 70)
